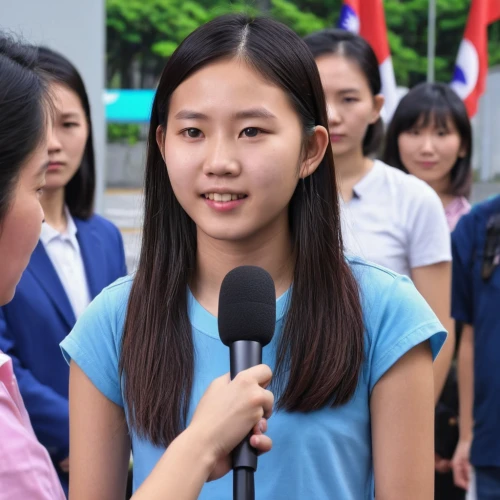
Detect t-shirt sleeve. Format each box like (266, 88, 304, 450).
(407, 182, 451, 269)
(368, 275, 447, 393)
(60, 283, 127, 407)
(451, 212, 475, 324)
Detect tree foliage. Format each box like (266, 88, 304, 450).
(106, 0, 500, 89)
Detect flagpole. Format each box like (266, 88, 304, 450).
(427, 0, 437, 82)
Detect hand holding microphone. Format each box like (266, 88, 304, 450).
(189, 364, 274, 481)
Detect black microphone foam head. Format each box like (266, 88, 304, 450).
(218, 266, 276, 347)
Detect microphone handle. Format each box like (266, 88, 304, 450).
(230, 340, 262, 500)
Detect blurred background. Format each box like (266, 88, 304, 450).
(2, 0, 500, 271)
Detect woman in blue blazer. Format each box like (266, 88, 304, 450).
(0, 47, 127, 495)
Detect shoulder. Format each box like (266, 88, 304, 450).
(75, 214, 124, 248)
(76, 214, 121, 236)
(97, 275, 133, 309)
(347, 255, 412, 313)
(453, 195, 500, 241)
(79, 275, 133, 327)
(377, 160, 439, 202)
(347, 255, 443, 335)
(347, 256, 446, 390)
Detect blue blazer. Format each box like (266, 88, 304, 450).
(0, 214, 127, 473)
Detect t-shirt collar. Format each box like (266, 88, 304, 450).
(40, 206, 78, 247)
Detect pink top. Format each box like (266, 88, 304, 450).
(445, 196, 471, 232)
(0, 352, 65, 499)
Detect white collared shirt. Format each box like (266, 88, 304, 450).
(40, 207, 91, 319)
(340, 160, 451, 277)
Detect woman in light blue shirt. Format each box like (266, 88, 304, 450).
(62, 14, 446, 500)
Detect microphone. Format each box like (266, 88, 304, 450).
(218, 266, 276, 500)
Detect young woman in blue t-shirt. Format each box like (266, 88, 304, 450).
(62, 14, 446, 500)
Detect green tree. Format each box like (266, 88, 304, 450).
(106, 0, 500, 90)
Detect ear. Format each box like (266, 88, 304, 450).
(299, 125, 329, 179)
(370, 93, 385, 124)
(156, 125, 166, 161)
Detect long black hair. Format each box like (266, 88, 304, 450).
(383, 82, 472, 198)
(121, 14, 364, 447)
(0, 35, 49, 224)
(304, 29, 384, 157)
(37, 47, 96, 219)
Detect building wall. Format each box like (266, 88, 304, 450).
(1, 0, 106, 212)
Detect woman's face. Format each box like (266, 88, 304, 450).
(315, 54, 383, 159)
(397, 115, 465, 187)
(0, 141, 47, 305)
(45, 82, 89, 192)
(158, 58, 328, 245)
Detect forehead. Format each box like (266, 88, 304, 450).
(50, 82, 84, 114)
(315, 54, 368, 91)
(168, 58, 294, 117)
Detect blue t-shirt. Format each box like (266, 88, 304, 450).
(61, 257, 446, 499)
(451, 195, 500, 468)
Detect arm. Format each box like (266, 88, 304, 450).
(133, 365, 273, 500)
(0, 309, 69, 460)
(412, 261, 454, 403)
(68, 362, 131, 500)
(371, 342, 435, 499)
(452, 323, 474, 490)
(0, 387, 65, 500)
(70, 361, 273, 500)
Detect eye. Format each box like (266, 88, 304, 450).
(63, 122, 79, 128)
(436, 129, 448, 136)
(409, 128, 420, 136)
(343, 97, 358, 104)
(240, 127, 261, 138)
(182, 128, 203, 139)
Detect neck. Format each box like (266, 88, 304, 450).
(41, 188, 67, 233)
(334, 147, 373, 202)
(427, 175, 455, 207)
(192, 219, 294, 316)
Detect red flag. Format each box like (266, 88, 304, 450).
(451, 0, 500, 117)
(339, 0, 398, 120)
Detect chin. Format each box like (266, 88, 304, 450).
(0, 284, 16, 307)
(198, 223, 255, 243)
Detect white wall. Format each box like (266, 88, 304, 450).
(1, 0, 106, 212)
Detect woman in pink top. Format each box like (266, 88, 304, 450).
(0, 36, 65, 500)
(383, 82, 473, 500)
(0, 34, 273, 500)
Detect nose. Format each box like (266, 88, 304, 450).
(326, 101, 341, 126)
(47, 125, 62, 154)
(203, 135, 241, 177)
(420, 133, 435, 154)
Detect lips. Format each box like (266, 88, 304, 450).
(329, 134, 345, 143)
(47, 162, 64, 171)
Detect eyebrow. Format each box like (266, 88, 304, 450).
(338, 88, 361, 94)
(61, 112, 81, 119)
(174, 107, 277, 121)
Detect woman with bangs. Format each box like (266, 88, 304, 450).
(384, 82, 472, 231)
(384, 82, 473, 500)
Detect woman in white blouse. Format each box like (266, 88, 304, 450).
(304, 29, 454, 402)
